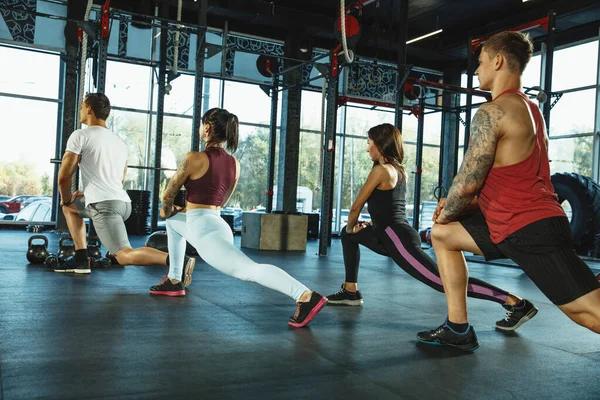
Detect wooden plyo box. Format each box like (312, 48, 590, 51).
(241, 212, 308, 251)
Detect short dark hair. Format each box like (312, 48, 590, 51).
(483, 31, 533, 75)
(84, 93, 111, 120)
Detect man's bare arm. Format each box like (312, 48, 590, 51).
(437, 103, 504, 223)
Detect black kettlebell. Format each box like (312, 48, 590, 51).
(105, 251, 120, 265)
(27, 235, 49, 264)
(90, 257, 111, 269)
(44, 253, 67, 270)
(58, 236, 76, 260)
(87, 236, 101, 259)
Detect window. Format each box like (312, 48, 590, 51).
(0, 46, 60, 98)
(0, 96, 58, 200)
(549, 136, 593, 177)
(223, 81, 272, 125)
(549, 89, 596, 136)
(552, 40, 598, 92)
(105, 61, 152, 110)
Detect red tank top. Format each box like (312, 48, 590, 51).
(478, 89, 565, 244)
(184, 147, 236, 206)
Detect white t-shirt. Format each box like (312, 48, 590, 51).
(66, 126, 131, 206)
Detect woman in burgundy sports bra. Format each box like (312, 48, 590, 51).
(151, 107, 327, 328)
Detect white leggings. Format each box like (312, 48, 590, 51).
(166, 208, 309, 301)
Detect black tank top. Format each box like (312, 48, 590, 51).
(367, 178, 407, 228)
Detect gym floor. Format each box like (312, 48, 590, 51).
(2, 230, 600, 400)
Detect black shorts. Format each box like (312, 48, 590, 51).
(459, 211, 600, 305)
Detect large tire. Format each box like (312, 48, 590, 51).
(550, 173, 600, 255)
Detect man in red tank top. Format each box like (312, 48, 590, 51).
(417, 31, 600, 351)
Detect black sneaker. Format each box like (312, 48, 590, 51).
(417, 322, 480, 351)
(288, 292, 328, 328)
(181, 256, 196, 288)
(496, 299, 538, 331)
(150, 276, 185, 297)
(326, 284, 363, 306)
(54, 256, 91, 274)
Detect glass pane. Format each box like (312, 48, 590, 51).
(298, 131, 322, 211)
(301, 90, 325, 131)
(0, 46, 60, 98)
(423, 112, 442, 145)
(105, 61, 152, 110)
(522, 54, 541, 89)
(344, 106, 395, 137)
(549, 136, 593, 177)
(163, 74, 195, 116)
(401, 112, 418, 143)
(340, 136, 372, 228)
(552, 40, 598, 92)
(549, 89, 596, 136)
(106, 109, 151, 167)
(231, 125, 270, 210)
(404, 143, 416, 226)
(223, 81, 271, 125)
(419, 146, 441, 230)
(0, 97, 57, 206)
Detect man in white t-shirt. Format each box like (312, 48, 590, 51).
(57, 93, 194, 287)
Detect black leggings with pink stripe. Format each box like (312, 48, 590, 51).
(341, 223, 509, 304)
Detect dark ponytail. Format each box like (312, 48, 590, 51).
(226, 113, 239, 153)
(201, 107, 239, 152)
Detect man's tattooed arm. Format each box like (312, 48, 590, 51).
(437, 103, 504, 223)
(161, 154, 191, 217)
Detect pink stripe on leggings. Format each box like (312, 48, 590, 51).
(384, 226, 507, 302)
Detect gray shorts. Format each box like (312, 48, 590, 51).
(76, 196, 132, 254)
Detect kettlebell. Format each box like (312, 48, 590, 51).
(87, 236, 101, 259)
(58, 236, 76, 260)
(105, 251, 120, 265)
(90, 257, 111, 269)
(44, 253, 67, 270)
(27, 235, 49, 264)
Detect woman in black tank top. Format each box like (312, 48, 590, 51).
(325, 123, 536, 331)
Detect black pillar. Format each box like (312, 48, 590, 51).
(318, 53, 339, 256)
(56, 43, 79, 231)
(276, 36, 304, 212)
(441, 68, 462, 190)
(96, 31, 108, 93)
(394, 0, 409, 129)
(464, 37, 475, 154)
(266, 77, 279, 213)
(191, 0, 208, 151)
(151, 5, 168, 231)
(412, 96, 425, 230)
(540, 11, 556, 130)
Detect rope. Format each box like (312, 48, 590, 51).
(340, 0, 354, 63)
(172, 0, 182, 75)
(77, 0, 94, 128)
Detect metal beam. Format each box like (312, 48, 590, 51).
(394, 0, 409, 129)
(191, 0, 208, 152)
(319, 51, 339, 256)
(412, 96, 425, 231)
(266, 77, 279, 213)
(151, 4, 168, 232)
(540, 11, 556, 130)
